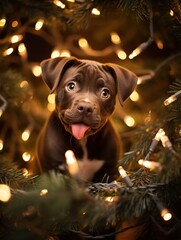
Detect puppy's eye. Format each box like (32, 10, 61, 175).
(101, 88, 110, 99)
(66, 81, 76, 92)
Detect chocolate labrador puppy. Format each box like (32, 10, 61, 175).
(35, 57, 137, 182)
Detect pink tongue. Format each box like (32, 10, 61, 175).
(71, 124, 90, 140)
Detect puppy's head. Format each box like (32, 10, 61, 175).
(40, 57, 137, 140)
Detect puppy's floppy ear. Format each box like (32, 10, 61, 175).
(40, 57, 77, 93)
(106, 63, 137, 106)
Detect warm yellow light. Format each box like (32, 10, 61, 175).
(47, 103, 55, 112)
(22, 152, 31, 162)
(51, 49, 60, 58)
(3, 47, 14, 56)
(124, 115, 136, 127)
(22, 168, 29, 177)
(35, 19, 44, 30)
(138, 159, 160, 170)
(164, 95, 177, 106)
(0, 109, 3, 117)
(137, 74, 153, 85)
(60, 50, 71, 57)
(0, 184, 11, 202)
(40, 189, 48, 196)
(78, 38, 88, 49)
(48, 94, 55, 104)
(164, 90, 181, 106)
(116, 50, 127, 60)
(0, 18, 6, 27)
(161, 209, 172, 221)
(138, 159, 144, 165)
(0, 139, 3, 151)
(170, 10, 174, 16)
(118, 166, 127, 178)
(129, 48, 141, 59)
(65, 150, 79, 176)
(130, 91, 140, 102)
(10, 34, 23, 43)
(18, 43, 27, 56)
(32, 65, 42, 77)
(65, 150, 75, 164)
(138, 159, 151, 168)
(160, 135, 172, 149)
(11, 20, 18, 28)
(20, 80, 29, 88)
(154, 128, 165, 141)
(111, 32, 121, 44)
(91, 8, 100, 15)
(105, 196, 114, 202)
(21, 129, 30, 141)
(156, 40, 164, 49)
(67, 0, 75, 2)
(53, 0, 66, 8)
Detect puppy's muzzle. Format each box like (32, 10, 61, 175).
(61, 98, 103, 140)
(64, 99, 100, 125)
(77, 100, 94, 116)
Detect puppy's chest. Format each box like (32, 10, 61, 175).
(74, 139, 105, 182)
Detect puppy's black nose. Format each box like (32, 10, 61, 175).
(77, 102, 93, 115)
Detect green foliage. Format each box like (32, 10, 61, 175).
(0, 70, 32, 107)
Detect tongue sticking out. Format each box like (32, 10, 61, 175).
(71, 124, 90, 140)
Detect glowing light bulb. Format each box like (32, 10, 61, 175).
(0, 109, 3, 117)
(21, 129, 30, 141)
(105, 196, 114, 202)
(53, 0, 65, 8)
(138, 159, 160, 170)
(35, 19, 44, 30)
(137, 73, 154, 85)
(51, 49, 60, 58)
(118, 166, 127, 178)
(60, 50, 71, 57)
(156, 40, 163, 49)
(118, 166, 133, 187)
(22, 168, 29, 176)
(48, 94, 55, 104)
(10, 34, 23, 43)
(32, 65, 42, 77)
(12, 20, 18, 28)
(0, 18, 6, 27)
(40, 189, 48, 196)
(154, 128, 165, 141)
(124, 115, 136, 127)
(164, 96, 176, 106)
(170, 10, 174, 16)
(18, 43, 27, 56)
(0, 184, 11, 202)
(3, 48, 14, 56)
(0, 139, 3, 151)
(47, 103, 55, 112)
(91, 8, 100, 15)
(65, 150, 79, 176)
(130, 91, 140, 102)
(129, 48, 141, 59)
(111, 32, 121, 45)
(161, 209, 172, 221)
(116, 50, 127, 60)
(164, 90, 181, 106)
(78, 38, 88, 49)
(22, 152, 31, 162)
(20, 80, 29, 88)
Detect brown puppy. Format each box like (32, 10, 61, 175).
(35, 57, 137, 182)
